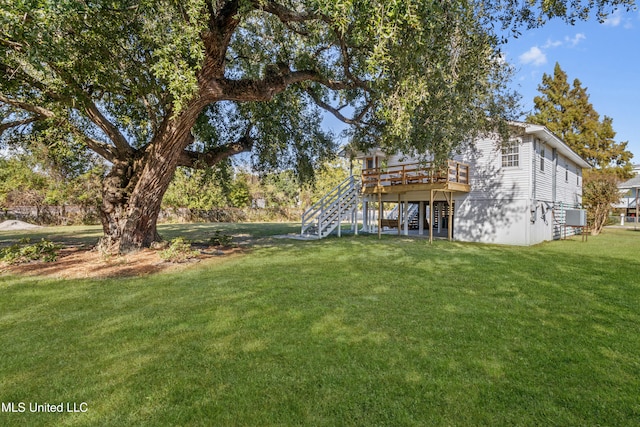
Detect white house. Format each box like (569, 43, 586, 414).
(301, 122, 591, 245)
(614, 164, 640, 221)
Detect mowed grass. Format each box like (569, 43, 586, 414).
(0, 222, 301, 248)
(1, 226, 640, 426)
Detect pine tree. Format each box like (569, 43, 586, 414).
(527, 63, 633, 179)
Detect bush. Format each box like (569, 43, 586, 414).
(0, 238, 62, 264)
(208, 231, 234, 247)
(159, 237, 200, 263)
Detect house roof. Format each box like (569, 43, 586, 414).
(620, 174, 640, 189)
(514, 123, 592, 169)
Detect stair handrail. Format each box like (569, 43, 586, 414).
(386, 203, 419, 221)
(318, 185, 359, 237)
(301, 175, 358, 236)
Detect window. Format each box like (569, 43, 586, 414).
(502, 140, 519, 168)
(540, 147, 545, 172)
(565, 164, 569, 182)
(366, 158, 375, 170)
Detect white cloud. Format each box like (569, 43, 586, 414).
(603, 9, 634, 28)
(604, 9, 623, 26)
(543, 39, 562, 49)
(519, 46, 547, 66)
(565, 33, 586, 47)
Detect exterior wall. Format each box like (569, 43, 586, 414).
(453, 135, 536, 245)
(554, 156, 582, 206)
(455, 197, 532, 245)
(530, 138, 584, 242)
(453, 133, 585, 245)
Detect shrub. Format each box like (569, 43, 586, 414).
(0, 238, 62, 264)
(208, 230, 234, 247)
(159, 237, 200, 263)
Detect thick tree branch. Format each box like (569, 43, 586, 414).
(305, 89, 373, 126)
(200, 0, 241, 80)
(177, 136, 253, 168)
(0, 93, 56, 118)
(71, 128, 118, 163)
(258, 0, 368, 90)
(141, 95, 160, 133)
(257, 1, 322, 23)
(51, 66, 133, 156)
(202, 70, 353, 103)
(0, 116, 39, 135)
(0, 93, 118, 162)
(82, 100, 133, 156)
(335, 32, 369, 90)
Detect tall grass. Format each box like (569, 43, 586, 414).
(1, 227, 639, 426)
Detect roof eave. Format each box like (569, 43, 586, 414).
(523, 124, 592, 169)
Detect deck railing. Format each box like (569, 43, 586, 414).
(361, 160, 470, 189)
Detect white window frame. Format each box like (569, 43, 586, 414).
(501, 139, 520, 168)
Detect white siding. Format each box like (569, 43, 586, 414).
(554, 155, 582, 206)
(454, 135, 535, 245)
(533, 138, 554, 203)
(455, 197, 531, 245)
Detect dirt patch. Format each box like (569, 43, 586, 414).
(1, 245, 245, 280)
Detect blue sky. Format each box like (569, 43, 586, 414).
(501, 8, 640, 162)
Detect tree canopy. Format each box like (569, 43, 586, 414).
(527, 62, 634, 178)
(0, 0, 634, 252)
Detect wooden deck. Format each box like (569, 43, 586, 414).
(361, 160, 471, 194)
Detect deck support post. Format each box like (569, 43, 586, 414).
(429, 189, 434, 244)
(377, 191, 382, 239)
(362, 199, 368, 233)
(444, 191, 453, 241)
(397, 193, 401, 236)
(633, 187, 640, 230)
(404, 200, 409, 236)
(418, 201, 425, 236)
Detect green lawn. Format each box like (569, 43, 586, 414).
(1, 226, 640, 426)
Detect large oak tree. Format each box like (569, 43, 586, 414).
(0, 0, 633, 252)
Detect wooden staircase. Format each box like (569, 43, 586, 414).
(301, 176, 359, 238)
(385, 203, 420, 229)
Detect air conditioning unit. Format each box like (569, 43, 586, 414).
(565, 209, 587, 226)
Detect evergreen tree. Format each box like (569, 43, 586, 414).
(527, 63, 633, 178)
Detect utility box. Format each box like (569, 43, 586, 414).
(565, 209, 587, 226)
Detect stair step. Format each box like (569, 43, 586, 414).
(300, 176, 360, 238)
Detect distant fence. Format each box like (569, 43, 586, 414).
(0, 205, 100, 226)
(160, 207, 302, 223)
(1, 205, 303, 226)
(609, 215, 640, 226)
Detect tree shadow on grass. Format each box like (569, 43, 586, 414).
(1, 231, 640, 425)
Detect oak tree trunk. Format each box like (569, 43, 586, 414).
(98, 159, 171, 254)
(97, 119, 196, 254)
